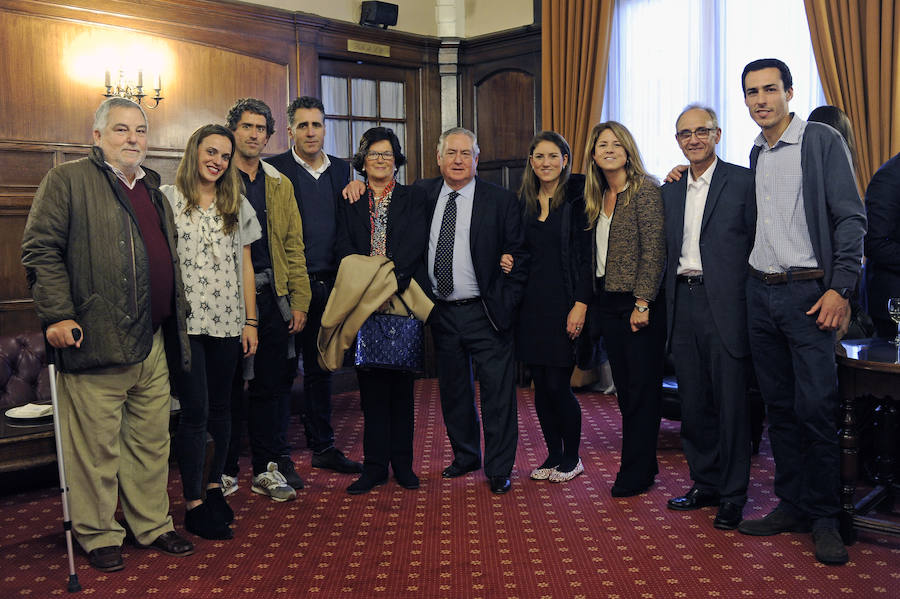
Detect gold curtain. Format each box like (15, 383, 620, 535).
(541, 0, 615, 173)
(805, 0, 900, 190)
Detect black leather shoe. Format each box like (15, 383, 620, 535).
(667, 487, 720, 511)
(346, 472, 388, 495)
(88, 545, 124, 572)
(312, 447, 363, 474)
(138, 531, 194, 557)
(441, 462, 480, 478)
(738, 506, 811, 536)
(714, 502, 743, 530)
(489, 476, 511, 494)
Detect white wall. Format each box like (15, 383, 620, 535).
(238, 0, 533, 37)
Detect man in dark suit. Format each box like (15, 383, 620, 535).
(662, 105, 756, 530)
(864, 152, 900, 338)
(342, 126, 527, 493)
(418, 128, 528, 494)
(418, 127, 528, 494)
(266, 96, 361, 482)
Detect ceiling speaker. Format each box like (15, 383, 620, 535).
(360, 1, 398, 29)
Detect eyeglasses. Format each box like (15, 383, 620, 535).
(676, 127, 714, 141)
(366, 151, 394, 160)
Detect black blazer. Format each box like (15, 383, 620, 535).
(335, 182, 428, 293)
(662, 159, 756, 358)
(416, 176, 528, 332)
(864, 152, 900, 325)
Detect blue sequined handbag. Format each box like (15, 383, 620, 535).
(354, 300, 424, 373)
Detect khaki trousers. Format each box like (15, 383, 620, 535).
(57, 330, 174, 551)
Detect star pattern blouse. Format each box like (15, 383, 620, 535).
(163, 186, 261, 338)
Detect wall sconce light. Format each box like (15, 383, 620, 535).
(104, 68, 164, 108)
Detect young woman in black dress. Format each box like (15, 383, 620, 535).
(503, 131, 592, 482)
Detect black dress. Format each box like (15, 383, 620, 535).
(516, 206, 574, 367)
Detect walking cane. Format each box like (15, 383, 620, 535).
(46, 327, 82, 593)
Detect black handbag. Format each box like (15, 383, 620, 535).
(354, 296, 424, 373)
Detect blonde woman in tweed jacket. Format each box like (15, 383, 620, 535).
(583, 121, 666, 499)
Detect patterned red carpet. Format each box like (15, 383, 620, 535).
(2, 379, 898, 598)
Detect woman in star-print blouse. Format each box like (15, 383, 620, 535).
(161, 124, 261, 541)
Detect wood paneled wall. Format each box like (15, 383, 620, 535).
(0, 0, 535, 335)
(459, 26, 541, 190)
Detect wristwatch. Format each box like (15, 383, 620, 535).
(831, 287, 852, 299)
(633, 304, 649, 313)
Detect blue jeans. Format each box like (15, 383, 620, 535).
(746, 276, 840, 524)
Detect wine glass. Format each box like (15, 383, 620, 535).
(888, 297, 900, 346)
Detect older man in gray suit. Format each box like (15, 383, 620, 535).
(662, 105, 756, 530)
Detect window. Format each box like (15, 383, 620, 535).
(320, 61, 415, 183)
(601, 0, 826, 178)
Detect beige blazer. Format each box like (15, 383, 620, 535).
(317, 254, 433, 372)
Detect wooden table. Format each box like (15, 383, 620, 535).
(0, 417, 55, 473)
(837, 338, 900, 540)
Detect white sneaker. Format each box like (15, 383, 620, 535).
(251, 462, 297, 502)
(549, 459, 584, 483)
(221, 474, 238, 497)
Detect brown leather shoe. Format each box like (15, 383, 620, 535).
(138, 531, 194, 557)
(88, 545, 124, 572)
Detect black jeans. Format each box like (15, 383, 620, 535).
(226, 287, 293, 476)
(174, 334, 241, 501)
(285, 274, 335, 454)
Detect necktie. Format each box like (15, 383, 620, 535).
(434, 191, 459, 297)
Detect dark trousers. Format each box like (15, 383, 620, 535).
(530, 364, 581, 465)
(431, 302, 518, 478)
(671, 280, 750, 504)
(594, 288, 665, 489)
(226, 288, 292, 476)
(285, 275, 335, 454)
(747, 276, 841, 524)
(356, 368, 415, 476)
(174, 334, 241, 501)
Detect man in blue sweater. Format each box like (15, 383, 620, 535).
(736, 58, 866, 566)
(266, 97, 361, 475)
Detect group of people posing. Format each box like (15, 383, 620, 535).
(21, 56, 872, 573)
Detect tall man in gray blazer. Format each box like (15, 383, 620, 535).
(662, 105, 756, 530)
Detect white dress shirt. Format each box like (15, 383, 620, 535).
(676, 157, 718, 275)
(427, 178, 480, 300)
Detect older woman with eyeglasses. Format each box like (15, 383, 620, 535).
(334, 126, 428, 494)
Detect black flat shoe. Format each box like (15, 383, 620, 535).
(185, 504, 233, 540)
(611, 480, 653, 497)
(394, 471, 420, 489)
(205, 487, 234, 524)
